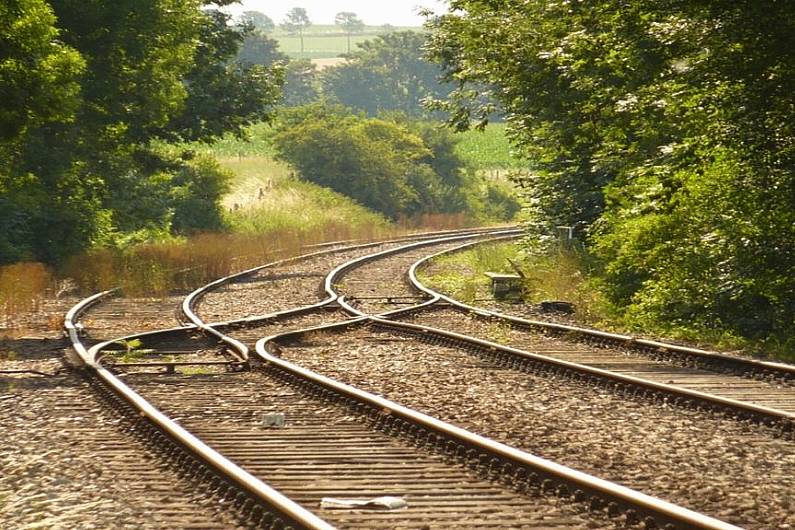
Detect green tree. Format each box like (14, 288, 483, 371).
(271, 104, 509, 220)
(321, 31, 451, 117)
(427, 0, 795, 347)
(334, 11, 364, 53)
(0, 0, 84, 141)
(238, 10, 275, 33)
(0, 0, 86, 262)
(236, 29, 288, 68)
(1, 1, 284, 264)
(283, 59, 320, 106)
(160, 9, 284, 143)
(281, 7, 311, 56)
(272, 106, 425, 218)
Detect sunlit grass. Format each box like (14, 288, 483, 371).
(186, 122, 278, 158)
(418, 240, 795, 360)
(0, 263, 54, 327)
(276, 35, 375, 58)
(217, 156, 293, 210)
(225, 174, 391, 236)
(419, 241, 611, 325)
(454, 123, 526, 171)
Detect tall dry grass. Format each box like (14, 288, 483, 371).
(0, 212, 482, 330)
(0, 262, 54, 327)
(62, 212, 476, 298)
(397, 212, 474, 232)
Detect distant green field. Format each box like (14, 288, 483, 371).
(271, 25, 421, 58)
(453, 123, 526, 170)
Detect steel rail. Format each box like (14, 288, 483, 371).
(182, 227, 512, 338)
(128, 227, 740, 529)
(372, 316, 795, 426)
(65, 291, 335, 530)
(322, 228, 523, 300)
(410, 236, 795, 382)
(320, 233, 795, 432)
(182, 228, 520, 353)
(63, 229, 755, 529)
(253, 327, 740, 530)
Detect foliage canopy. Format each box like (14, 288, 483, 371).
(0, 1, 283, 264)
(427, 0, 795, 348)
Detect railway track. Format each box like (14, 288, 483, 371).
(406, 238, 795, 414)
(191, 227, 515, 325)
(245, 232, 793, 527)
(60, 230, 508, 529)
(179, 230, 747, 528)
(267, 322, 795, 529)
(0, 339, 248, 529)
(318, 234, 795, 427)
(55, 228, 788, 529)
(79, 293, 191, 340)
(91, 330, 616, 529)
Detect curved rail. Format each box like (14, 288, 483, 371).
(64, 292, 335, 530)
(182, 228, 521, 357)
(319, 234, 795, 432)
(65, 230, 760, 529)
(181, 227, 513, 348)
(409, 236, 795, 383)
(174, 228, 742, 528)
(253, 323, 740, 530)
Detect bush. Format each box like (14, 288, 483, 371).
(272, 105, 520, 221)
(272, 106, 427, 219)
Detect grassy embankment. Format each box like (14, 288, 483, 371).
(1, 122, 520, 330)
(419, 240, 609, 325)
(419, 240, 788, 360)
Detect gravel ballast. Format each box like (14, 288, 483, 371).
(196, 243, 401, 322)
(279, 326, 795, 529)
(0, 347, 244, 530)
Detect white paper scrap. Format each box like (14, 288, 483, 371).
(320, 496, 408, 510)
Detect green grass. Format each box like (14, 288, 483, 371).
(226, 180, 390, 235)
(219, 156, 291, 209)
(276, 35, 376, 58)
(417, 242, 518, 304)
(186, 122, 278, 158)
(419, 241, 611, 325)
(198, 125, 392, 235)
(219, 155, 390, 235)
(454, 123, 525, 171)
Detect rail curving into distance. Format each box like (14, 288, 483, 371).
(65, 229, 771, 529)
(65, 291, 335, 530)
(180, 229, 742, 529)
